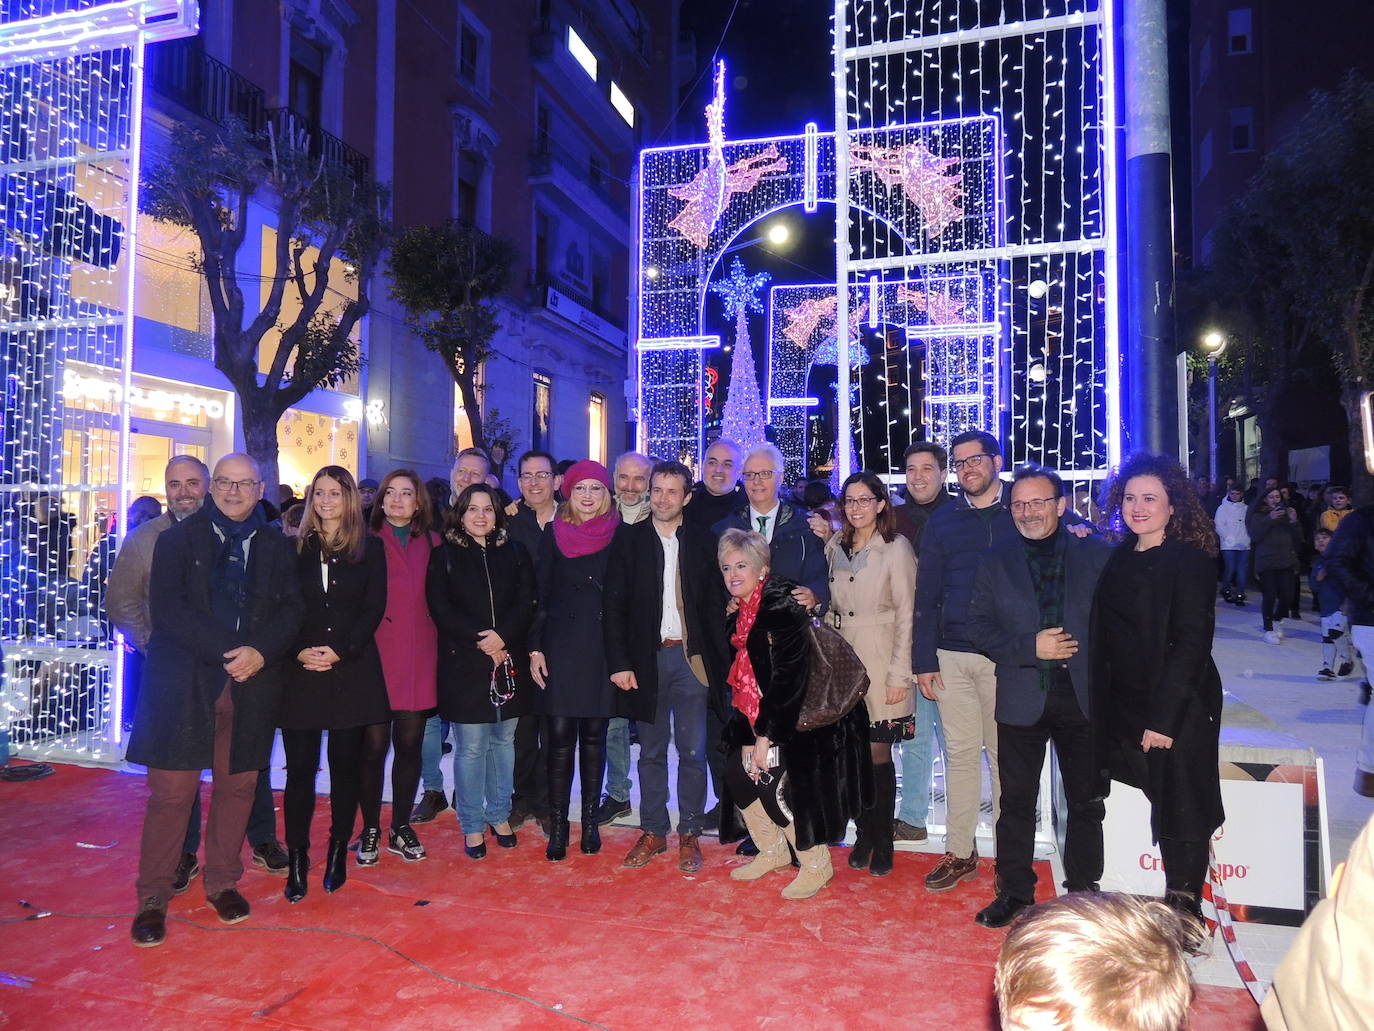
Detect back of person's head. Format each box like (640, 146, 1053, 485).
(801, 480, 834, 509)
(995, 893, 1196, 1031)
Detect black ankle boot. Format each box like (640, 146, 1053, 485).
(579, 799, 601, 855)
(868, 764, 897, 876)
(322, 837, 348, 893)
(284, 848, 309, 903)
(848, 809, 873, 869)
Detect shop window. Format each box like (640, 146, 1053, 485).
(277, 409, 359, 498)
(533, 371, 552, 451)
(588, 391, 607, 465)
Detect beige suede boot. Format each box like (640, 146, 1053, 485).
(730, 802, 792, 881)
(780, 824, 834, 900)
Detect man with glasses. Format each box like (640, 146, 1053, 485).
(916, 432, 1092, 894)
(966, 465, 1111, 927)
(712, 443, 828, 613)
(127, 454, 304, 947)
(109, 456, 290, 896)
(506, 450, 562, 833)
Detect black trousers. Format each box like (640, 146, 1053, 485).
(994, 686, 1104, 902)
(1258, 568, 1294, 630)
(724, 743, 791, 828)
(512, 712, 549, 817)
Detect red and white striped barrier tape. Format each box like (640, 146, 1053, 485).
(1204, 841, 1267, 1007)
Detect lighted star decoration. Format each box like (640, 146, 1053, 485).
(709, 257, 771, 319)
(782, 294, 837, 349)
(667, 62, 790, 248)
(850, 140, 963, 241)
(896, 283, 972, 325)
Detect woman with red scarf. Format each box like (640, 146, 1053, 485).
(718, 528, 872, 900)
(528, 460, 621, 861)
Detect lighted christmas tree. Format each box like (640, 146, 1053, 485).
(709, 257, 771, 451)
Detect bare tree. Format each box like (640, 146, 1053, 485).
(142, 117, 389, 492)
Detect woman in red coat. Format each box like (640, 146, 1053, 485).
(370, 469, 442, 862)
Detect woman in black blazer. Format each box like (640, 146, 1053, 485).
(279, 466, 390, 902)
(427, 483, 535, 859)
(1092, 452, 1224, 933)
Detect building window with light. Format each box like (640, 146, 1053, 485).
(533, 371, 553, 451)
(588, 392, 607, 465)
(1226, 9, 1252, 54)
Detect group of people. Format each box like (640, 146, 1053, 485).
(116, 431, 1230, 952)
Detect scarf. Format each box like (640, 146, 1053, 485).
(727, 577, 767, 729)
(553, 508, 620, 558)
(617, 495, 652, 525)
(207, 497, 266, 634)
(1025, 527, 1068, 691)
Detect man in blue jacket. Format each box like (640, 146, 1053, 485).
(915, 429, 1098, 894)
(966, 464, 1111, 926)
(711, 442, 828, 613)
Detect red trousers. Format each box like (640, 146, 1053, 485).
(135, 687, 257, 906)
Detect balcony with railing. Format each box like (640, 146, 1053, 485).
(146, 39, 369, 181)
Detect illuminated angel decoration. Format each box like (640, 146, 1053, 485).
(896, 283, 973, 325)
(781, 294, 838, 349)
(667, 63, 790, 248)
(810, 302, 871, 367)
(850, 140, 963, 241)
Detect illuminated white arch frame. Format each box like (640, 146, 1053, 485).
(1, 0, 199, 760)
(634, 111, 1006, 474)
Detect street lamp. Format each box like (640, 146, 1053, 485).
(1200, 331, 1227, 485)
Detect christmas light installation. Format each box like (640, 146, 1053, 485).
(710, 258, 771, 451)
(1, 0, 198, 765)
(849, 139, 964, 241)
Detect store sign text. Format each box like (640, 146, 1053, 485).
(62, 369, 226, 420)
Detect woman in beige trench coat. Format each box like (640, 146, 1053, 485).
(825, 470, 917, 877)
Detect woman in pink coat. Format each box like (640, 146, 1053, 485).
(369, 469, 442, 861)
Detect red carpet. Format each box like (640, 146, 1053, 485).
(0, 764, 1262, 1030)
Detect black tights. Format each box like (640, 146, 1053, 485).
(545, 716, 608, 817)
(724, 744, 790, 827)
(282, 724, 389, 849)
(388, 715, 427, 831)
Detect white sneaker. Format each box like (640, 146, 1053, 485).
(1263, 631, 1282, 646)
(1274, 623, 1286, 639)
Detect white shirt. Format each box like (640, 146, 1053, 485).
(658, 527, 682, 640)
(748, 502, 780, 543)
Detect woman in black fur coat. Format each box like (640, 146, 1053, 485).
(716, 528, 871, 900)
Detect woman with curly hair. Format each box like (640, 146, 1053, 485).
(1091, 452, 1223, 935)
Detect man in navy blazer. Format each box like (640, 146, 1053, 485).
(966, 464, 1111, 928)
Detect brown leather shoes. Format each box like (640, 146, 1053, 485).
(924, 850, 979, 893)
(130, 899, 167, 947)
(207, 888, 251, 924)
(678, 833, 703, 873)
(622, 832, 668, 868)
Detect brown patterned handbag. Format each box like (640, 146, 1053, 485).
(796, 618, 870, 731)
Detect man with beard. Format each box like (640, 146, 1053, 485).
(966, 465, 1111, 926)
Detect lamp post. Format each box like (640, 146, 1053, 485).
(1200, 331, 1227, 485)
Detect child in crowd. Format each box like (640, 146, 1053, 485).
(1312, 527, 1354, 681)
(994, 893, 1198, 1031)
(1319, 486, 1354, 534)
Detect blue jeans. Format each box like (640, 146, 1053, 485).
(604, 717, 632, 802)
(420, 715, 451, 793)
(897, 689, 946, 827)
(636, 648, 708, 838)
(454, 718, 517, 833)
(1220, 550, 1247, 594)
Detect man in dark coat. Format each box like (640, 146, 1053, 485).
(504, 449, 562, 833)
(685, 438, 745, 530)
(107, 456, 288, 894)
(126, 454, 304, 948)
(711, 442, 829, 612)
(966, 465, 1111, 927)
(604, 461, 730, 872)
(892, 441, 952, 843)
